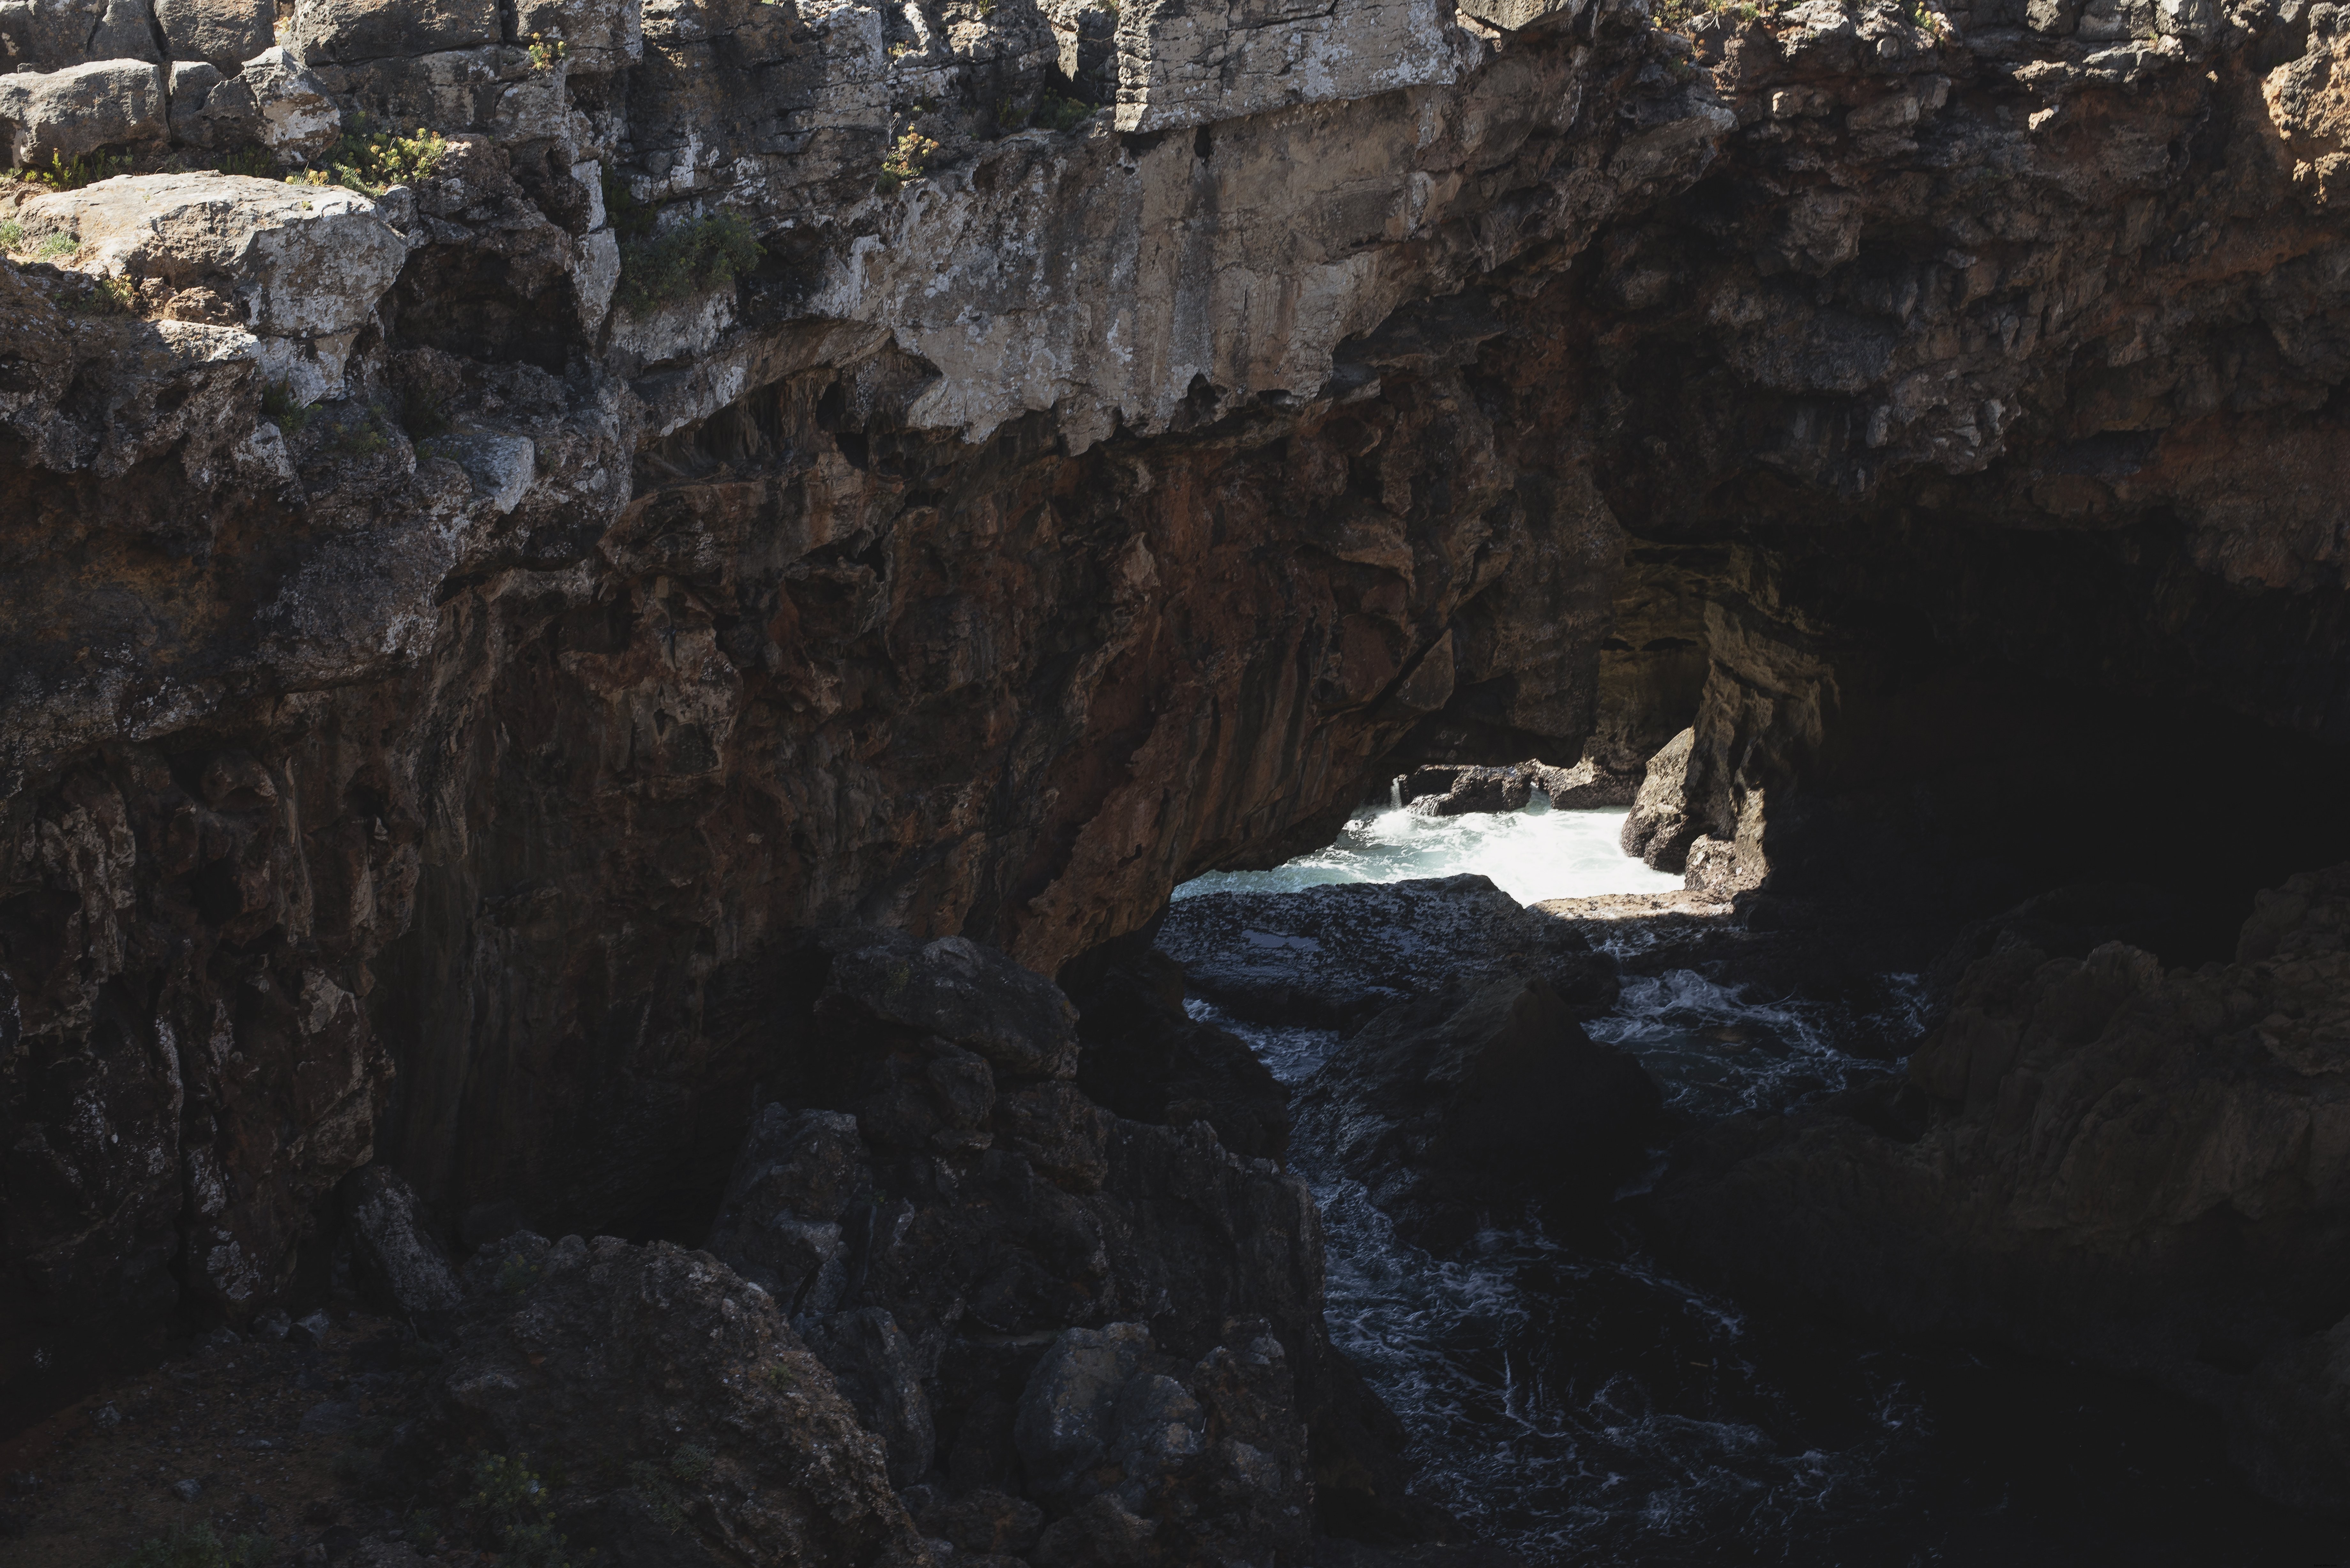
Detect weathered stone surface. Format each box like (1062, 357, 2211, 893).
(0, 0, 160, 69)
(167, 46, 340, 159)
(288, 0, 501, 65)
(155, 0, 274, 69)
(0, 57, 164, 164)
(1458, 0, 1587, 33)
(1112, 0, 1464, 134)
(1159, 875, 1619, 1030)
(1619, 726, 1697, 872)
(342, 1162, 464, 1323)
(437, 1233, 934, 1566)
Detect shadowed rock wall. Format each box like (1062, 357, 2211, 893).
(6, 0, 2350, 1405)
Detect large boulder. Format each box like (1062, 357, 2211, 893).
(435, 1232, 934, 1566)
(155, 0, 274, 69)
(0, 0, 160, 68)
(0, 58, 165, 165)
(165, 47, 339, 160)
(1296, 971, 1669, 1249)
(1012, 1319, 1314, 1567)
(1158, 874, 1618, 1031)
(704, 928, 1447, 1548)
(12, 172, 407, 402)
(287, 0, 501, 65)
(341, 1163, 463, 1327)
(1620, 726, 1699, 872)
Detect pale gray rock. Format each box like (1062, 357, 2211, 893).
(1111, 0, 1463, 134)
(169, 46, 338, 159)
(343, 1163, 464, 1322)
(0, 57, 165, 165)
(1457, 0, 1587, 30)
(155, 0, 274, 69)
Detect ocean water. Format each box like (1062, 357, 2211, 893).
(1170, 800, 1686, 906)
(1176, 803, 2340, 1564)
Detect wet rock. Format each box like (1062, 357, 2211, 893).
(342, 1164, 463, 1328)
(1159, 874, 1619, 1031)
(908, 1485, 1044, 1556)
(300, 1398, 362, 1433)
(1399, 765, 1535, 817)
(810, 1307, 935, 1489)
(1620, 727, 1699, 873)
(171, 1476, 201, 1501)
(1298, 972, 1668, 1250)
(0, 59, 166, 165)
(436, 1233, 931, 1566)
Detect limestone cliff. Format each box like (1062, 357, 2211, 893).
(4, 0, 2349, 1444)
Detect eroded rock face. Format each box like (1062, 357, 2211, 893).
(691, 927, 1436, 1548)
(435, 1232, 933, 1566)
(4, 0, 2350, 1459)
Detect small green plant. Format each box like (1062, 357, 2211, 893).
(876, 129, 940, 194)
(17, 147, 132, 191)
(34, 231, 77, 261)
(217, 146, 275, 178)
(261, 380, 314, 435)
(1036, 93, 1092, 132)
(496, 1249, 546, 1295)
(527, 31, 567, 69)
(888, 39, 913, 58)
(469, 1452, 587, 1567)
(762, 1361, 798, 1391)
(107, 1522, 277, 1568)
(98, 273, 139, 313)
(0, 219, 19, 252)
(669, 1444, 714, 1483)
(406, 1508, 444, 1551)
(602, 163, 658, 241)
(615, 210, 762, 314)
(290, 116, 448, 197)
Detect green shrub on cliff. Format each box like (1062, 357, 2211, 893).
(289, 116, 446, 197)
(615, 211, 763, 315)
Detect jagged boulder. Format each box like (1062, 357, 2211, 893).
(342, 1163, 463, 1327)
(436, 1232, 933, 1566)
(164, 48, 339, 159)
(288, 0, 502, 65)
(0, 58, 165, 165)
(1158, 874, 1619, 1030)
(1620, 726, 1698, 872)
(155, 0, 274, 69)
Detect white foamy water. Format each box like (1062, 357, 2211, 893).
(1172, 798, 1687, 905)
